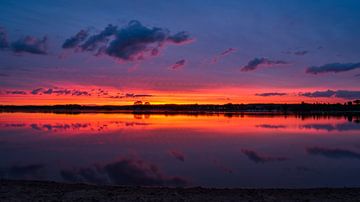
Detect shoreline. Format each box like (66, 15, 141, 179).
(1, 180, 360, 201)
(1, 104, 360, 116)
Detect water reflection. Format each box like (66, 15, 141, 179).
(1, 112, 360, 188)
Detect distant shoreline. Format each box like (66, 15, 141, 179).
(1, 104, 360, 115)
(1, 179, 359, 201)
(0, 103, 360, 114)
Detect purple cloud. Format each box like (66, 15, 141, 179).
(170, 59, 186, 70)
(5, 90, 27, 95)
(284, 50, 308, 56)
(255, 92, 287, 97)
(294, 50, 308, 56)
(62, 29, 89, 49)
(241, 149, 288, 163)
(211, 48, 236, 64)
(11, 36, 48, 55)
(300, 90, 360, 100)
(61, 157, 188, 186)
(241, 57, 288, 72)
(306, 62, 360, 74)
(29, 88, 91, 96)
(108, 93, 153, 99)
(307, 147, 360, 160)
(169, 150, 185, 162)
(63, 20, 193, 62)
(81, 24, 117, 51)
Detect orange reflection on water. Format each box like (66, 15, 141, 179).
(0, 112, 358, 135)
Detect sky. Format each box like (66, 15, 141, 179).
(0, 0, 360, 105)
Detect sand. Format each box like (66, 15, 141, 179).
(1, 180, 360, 201)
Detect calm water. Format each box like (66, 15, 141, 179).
(1, 112, 360, 188)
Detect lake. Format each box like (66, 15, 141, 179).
(0, 112, 360, 188)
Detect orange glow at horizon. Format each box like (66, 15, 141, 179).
(0, 86, 349, 105)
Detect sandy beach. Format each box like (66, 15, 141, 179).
(1, 180, 359, 202)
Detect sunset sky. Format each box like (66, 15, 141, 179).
(1, 0, 360, 105)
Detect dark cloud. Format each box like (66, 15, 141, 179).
(306, 62, 360, 74)
(241, 57, 288, 72)
(241, 149, 288, 163)
(0, 27, 9, 49)
(11, 36, 48, 54)
(30, 88, 91, 96)
(294, 50, 309, 56)
(63, 20, 193, 62)
(0, 73, 9, 77)
(300, 90, 360, 100)
(167, 31, 192, 44)
(108, 93, 153, 99)
(169, 150, 185, 162)
(104, 158, 187, 186)
(61, 157, 188, 186)
(284, 50, 308, 56)
(81, 24, 117, 51)
(256, 124, 287, 129)
(307, 147, 360, 160)
(211, 48, 236, 63)
(62, 29, 89, 49)
(5, 90, 27, 95)
(255, 92, 287, 97)
(170, 59, 186, 70)
(220, 48, 236, 56)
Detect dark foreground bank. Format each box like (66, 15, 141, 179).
(1, 180, 360, 202)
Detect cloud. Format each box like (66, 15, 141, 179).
(29, 88, 91, 96)
(62, 29, 89, 49)
(294, 50, 309, 56)
(104, 158, 187, 186)
(211, 48, 237, 64)
(284, 50, 308, 56)
(169, 150, 185, 162)
(5, 90, 27, 95)
(166, 31, 192, 44)
(81, 24, 117, 51)
(255, 92, 287, 97)
(299, 90, 360, 100)
(0, 27, 9, 49)
(108, 93, 153, 99)
(61, 157, 188, 186)
(306, 147, 360, 160)
(241, 57, 288, 72)
(11, 36, 48, 54)
(63, 20, 193, 62)
(306, 62, 360, 74)
(170, 59, 186, 70)
(241, 149, 288, 163)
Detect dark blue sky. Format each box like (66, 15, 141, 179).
(1, 0, 360, 104)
